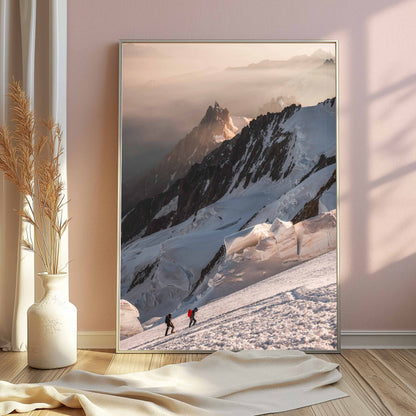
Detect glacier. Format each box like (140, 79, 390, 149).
(120, 98, 337, 349)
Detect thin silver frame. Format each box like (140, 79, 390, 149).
(116, 40, 340, 354)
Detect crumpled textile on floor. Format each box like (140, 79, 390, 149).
(0, 349, 347, 416)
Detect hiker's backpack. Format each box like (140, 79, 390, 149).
(188, 309, 192, 318)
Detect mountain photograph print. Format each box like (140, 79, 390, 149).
(118, 41, 338, 352)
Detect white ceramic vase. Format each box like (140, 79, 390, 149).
(27, 273, 77, 369)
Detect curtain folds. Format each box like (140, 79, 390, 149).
(0, 0, 67, 352)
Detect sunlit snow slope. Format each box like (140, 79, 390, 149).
(121, 250, 337, 351)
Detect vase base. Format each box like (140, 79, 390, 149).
(28, 358, 77, 370)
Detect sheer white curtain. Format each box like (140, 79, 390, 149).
(0, 0, 67, 351)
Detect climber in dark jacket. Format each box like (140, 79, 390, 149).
(165, 313, 175, 336)
(189, 307, 198, 328)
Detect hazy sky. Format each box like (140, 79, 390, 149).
(122, 42, 334, 89)
(121, 42, 336, 183)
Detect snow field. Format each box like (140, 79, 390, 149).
(121, 250, 337, 351)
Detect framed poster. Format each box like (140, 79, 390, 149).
(117, 41, 339, 353)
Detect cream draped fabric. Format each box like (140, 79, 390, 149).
(0, 0, 67, 351)
(0, 350, 347, 415)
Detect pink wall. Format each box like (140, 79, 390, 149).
(67, 0, 416, 332)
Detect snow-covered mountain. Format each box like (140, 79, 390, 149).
(122, 98, 335, 242)
(124, 103, 249, 211)
(121, 98, 336, 326)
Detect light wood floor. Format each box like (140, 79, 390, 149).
(1, 349, 416, 415)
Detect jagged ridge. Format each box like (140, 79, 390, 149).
(123, 102, 243, 213)
(122, 103, 304, 243)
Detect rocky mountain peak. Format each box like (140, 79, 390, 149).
(123, 103, 249, 211)
(201, 101, 231, 126)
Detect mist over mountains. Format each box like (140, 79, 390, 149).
(226, 48, 334, 71)
(122, 49, 336, 191)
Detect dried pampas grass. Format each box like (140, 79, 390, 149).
(0, 79, 69, 274)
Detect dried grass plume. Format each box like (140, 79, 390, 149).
(0, 79, 69, 274)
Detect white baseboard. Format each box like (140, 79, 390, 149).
(341, 331, 416, 349)
(77, 330, 416, 350)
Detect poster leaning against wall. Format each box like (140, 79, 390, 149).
(117, 41, 339, 352)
